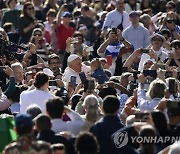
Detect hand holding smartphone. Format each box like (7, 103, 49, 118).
(69, 76, 77, 87)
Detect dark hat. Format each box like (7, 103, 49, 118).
(15, 114, 32, 128)
(62, 11, 71, 17)
(129, 11, 141, 17)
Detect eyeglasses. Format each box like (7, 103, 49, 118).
(166, 6, 173, 10)
(166, 20, 174, 24)
(152, 38, 163, 42)
(27, 7, 34, 10)
(34, 33, 42, 36)
(49, 14, 56, 17)
(50, 62, 60, 65)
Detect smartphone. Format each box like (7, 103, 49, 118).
(106, 55, 112, 66)
(165, 71, 172, 78)
(135, 112, 149, 122)
(98, 75, 105, 84)
(169, 78, 176, 94)
(141, 48, 149, 54)
(69, 76, 76, 87)
(0, 66, 6, 72)
(143, 70, 157, 78)
(49, 80, 57, 87)
(122, 67, 128, 73)
(71, 37, 79, 44)
(79, 72, 86, 84)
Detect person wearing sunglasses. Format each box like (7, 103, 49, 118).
(18, 2, 38, 44)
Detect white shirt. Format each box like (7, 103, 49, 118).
(63, 64, 91, 85)
(137, 89, 161, 111)
(44, 21, 53, 34)
(103, 9, 130, 30)
(20, 89, 54, 114)
(51, 110, 85, 136)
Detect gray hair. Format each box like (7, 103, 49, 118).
(11, 62, 23, 70)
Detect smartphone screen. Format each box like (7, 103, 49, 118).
(141, 48, 149, 54)
(49, 80, 57, 87)
(79, 72, 86, 84)
(106, 55, 112, 66)
(69, 76, 76, 87)
(143, 70, 157, 78)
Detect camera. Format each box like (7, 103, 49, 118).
(0, 38, 28, 62)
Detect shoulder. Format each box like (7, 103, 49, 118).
(3, 142, 18, 153)
(107, 10, 117, 16)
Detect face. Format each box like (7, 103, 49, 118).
(130, 15, 140, 25)
(48, 14, 56, 22)
(151, 36, 163, 48)
(53, 149, 65, 154)
(26, 5, 34, 16)
(70, 58, 82, 73)
(116, 0, 125, 12)
(13, 66, 24, 83)
(62, 16, 71, 24)
(9, 0, 17, 9)
(166, 4, 175, 12)
(49, 58, 60, 73)
(143, 60, 153, 70)
(33, 31, 43, 40)
(173, 45, 180, 54)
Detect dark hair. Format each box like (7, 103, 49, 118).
(73, 31, 84, 44)
(103, 95, 120, 114)
(46, 97, 64, 119)
(170, 40, 180, 48)
(98, 87, 117, 99)
(16, 125, 32, 136)
(159, 29, 171, 38)
(7, 0, 17, 7)
(26, 105, 42, 119)
(22, 2, 34, 17)
(75, 132, 99, 154)
(35, 114, 51, 130)
(81, 5, 90, 12)
(34, 72, 49, 89)
(54, 89, 70, 105)
(51, 143, 65, 152)
(9, 86, 21, 102)
(166, 1, 176, 9)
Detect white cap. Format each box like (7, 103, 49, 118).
(67, 54, 81, 63)
(43, 68, 54, 77)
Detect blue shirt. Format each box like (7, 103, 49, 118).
(123, 24, 150, 50)
(105, 42, 124, 57)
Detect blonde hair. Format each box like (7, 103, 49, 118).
(146, 79, 166, 100)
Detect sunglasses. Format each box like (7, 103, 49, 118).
(34, 33, 42, 36)
(166, 20, 174, 24)
(172, 46, 180, 50)
(27, 7, 34, 10)
(152, 38, 163, 42)
(166, 6, 173, 9)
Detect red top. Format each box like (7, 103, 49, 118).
(56, 24, 74, 51)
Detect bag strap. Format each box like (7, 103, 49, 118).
(121, 13, 124, 25)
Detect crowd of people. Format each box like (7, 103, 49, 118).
(0, 0, 180, 153)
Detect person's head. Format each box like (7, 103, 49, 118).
(129, 11, 141, 25)
(147, 79, 166, 100)
(70, 94, 82, 110)
(166, 1, 176, 12)
(62, 11, 71, 25)
(81, 5, 90, 16)
(139, 125, 156, 154)
(99, 58, 107, 68)
(34, 72, 49, 90)
(72, 32, 84, 47)
(15, 114, 33, 136)
(140, 0, 152, 11)
(149, 33, 166, 50)
(120, 72, 132, 87)
(75, 132, 99, 154)
(34, 114, 51, 132)
(98, 86, 117, 99)
(91, 58, 101, 72)
(7, 0, 17, 9)
(151, 110, 168, 135)
(68, 54, 82, 73)
(159, 29, 171, 42)
(46, 97, 64, 119)
(30, 28, 43, 44)
(54, 89, 69, 105)
(170, 40, 180, 55)
(116, 0, 125, 12)
(46, 9, 57, 23)
(24, 71, 33, 86)
(11, 62, 24, 83)
(48, 54, 60, 73)
(103, 95, 120, 115)
(143, 59, 154, 70)
(51, 143, 66, 154)
(22, 2, 35, 17)
(140, 14, 151, 29)
(26, 104, 42, 119)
